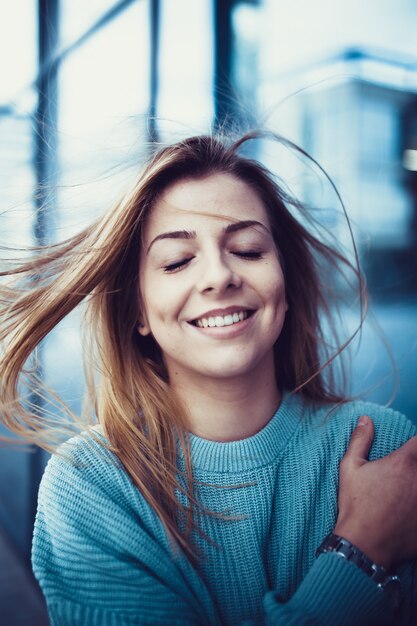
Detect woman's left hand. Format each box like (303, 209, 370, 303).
(334, 415, 417, 570)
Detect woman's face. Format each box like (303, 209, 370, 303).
(139, 173, 287, 386)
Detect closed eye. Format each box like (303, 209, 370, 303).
(233, 251, 264, 260)
(162, 258, 193, 273)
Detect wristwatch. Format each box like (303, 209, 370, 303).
(316, 533, 402, 611)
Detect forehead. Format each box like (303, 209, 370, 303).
(144, 173, 269, 236)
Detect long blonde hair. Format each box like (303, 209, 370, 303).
(0, 131, 365, 565)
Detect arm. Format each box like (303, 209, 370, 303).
(34, 419, 417, 626)
(37, 444, 374, 626)
(32, 445, 216, 626)
(263, 552, 395, 626)
(262, 415, 417, 626)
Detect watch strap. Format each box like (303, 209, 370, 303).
(316, 533, 402, 610)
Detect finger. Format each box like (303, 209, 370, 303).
(343, 415, 374, 467)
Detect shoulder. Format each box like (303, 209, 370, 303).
(36, 429, 162, 541)
(39, 430, 127, 506)
(33, 430, 173, 587)
(33, 437, 206, 622)
(296, 395, 416, 462)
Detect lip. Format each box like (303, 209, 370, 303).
(188, 305, 255, 324)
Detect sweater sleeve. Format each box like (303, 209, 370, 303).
(263, 553, 396, 626)
(32, 438, 214, 626)
(261, 403, 417, 626)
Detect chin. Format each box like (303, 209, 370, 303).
(201, 360, 267, 381)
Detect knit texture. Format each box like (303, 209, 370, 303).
(32, 392, 417, 625)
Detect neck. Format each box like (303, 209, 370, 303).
(170, 361, 281, 442)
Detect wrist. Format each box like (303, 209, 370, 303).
(316, 533, 402, 612)
(333, 523, 392, 570)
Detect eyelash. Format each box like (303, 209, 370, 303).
(235, 251, 264, 260)
(163, 258, 193, 273)
(162, 251, 264, 273)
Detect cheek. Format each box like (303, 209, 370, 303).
(268, 274, 288, 342)
(140, 276, 185, 328)
(263, 263, 286, 305)
(274, 263, 287, 305)
(278, 277, 288, 309)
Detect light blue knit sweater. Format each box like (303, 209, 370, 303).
(32, 392, 417, 625)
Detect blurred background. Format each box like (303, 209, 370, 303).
(0, 1, 416, 623)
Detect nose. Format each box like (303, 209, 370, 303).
(197, 252, 242, 294)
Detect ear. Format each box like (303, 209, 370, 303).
(137, 320, 151, 336)
(137, 298, 151, 336)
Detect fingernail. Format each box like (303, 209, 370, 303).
(358, 415, 369, 426)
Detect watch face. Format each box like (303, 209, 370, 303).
(382, 576, 402, 611)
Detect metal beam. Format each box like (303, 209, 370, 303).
(148, 0, 160, 143)
(213, 0, 235, 130)
(28, 0, 60, 561)
(34, 0, 59, 245)
(213, 0, 260, 130)
(35, 0, 138, 93)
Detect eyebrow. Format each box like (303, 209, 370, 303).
(147, 220, 269, 254)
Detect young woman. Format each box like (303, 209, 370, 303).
(1, 132, 417, 625)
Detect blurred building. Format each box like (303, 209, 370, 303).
(300, 51, 417, 297)
(259, 46, 417, 419)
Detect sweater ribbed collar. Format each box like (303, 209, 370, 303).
(184, 390, 305, 473)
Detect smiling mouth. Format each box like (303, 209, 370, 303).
(190, 310, 254, 328)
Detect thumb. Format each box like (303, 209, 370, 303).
(343, 415, 374, 467)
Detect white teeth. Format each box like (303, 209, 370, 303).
(195, 311, 250, 328)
